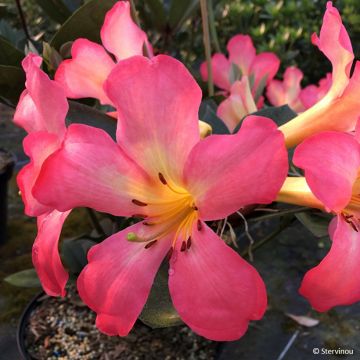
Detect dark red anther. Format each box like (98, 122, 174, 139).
(132, 214, 147, 219)
(349, 221, 358, 232)
(197, 220, 202, 231)
(180, 241, 187, 252)
(193, 206, 198, 211)
(132, 199, 148, 207)
(186, 236, 192, 249)
(158, 172, 167, 185)
(143, 221, 155, 226)
(166, 247, 174, 261)
(144, 240, 157, 249)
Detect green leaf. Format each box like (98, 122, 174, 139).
(169, 0, 199, 32)
(67, 101, 117, 140)
(139, 262, 183, 328)
(295, 211, 331, 238)
(0, 65, 25, 106)
(4, 269, 41, 288)
(51, 0, 118, 50)
(34, 0, 72, 24)
(0, 36, 24, 66)
(61, 236, 97, 274)
(144, 0, 167, 31)
(199, 99, 230, 134)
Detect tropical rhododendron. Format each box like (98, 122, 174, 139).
(33, 55, 288, 340)
(200, 34, 280, 104)
(277, 129, 360, 311)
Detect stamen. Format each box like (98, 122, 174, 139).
(144, 240, 157, 249)
(180, 241, 187, 252)
(166, 247, 174, 261)
(127, 232, 140, 242)
(341, 213, 359, 232)
(132, 199, 148, 207)
(143, 221, 155, 226)
(186, 236, 192, 249)
(132, 214, 147, 219)
(193, 206, 198, 211)
(158, 172, 167, 185)
(197, 220, 202, 231)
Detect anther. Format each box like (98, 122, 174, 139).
(166, 247, 174, 261)
(197, 220, 202, 231)
(158, 172, 167, 185)
(132, 199, 148, 207)
(132, 214, 147, 219)
(144, 240, 157, 249)
(186, 236, 192, 249)
(193, 206, 198, 211)
(180, 241, 187, 252)
(143, 221, 155, 226)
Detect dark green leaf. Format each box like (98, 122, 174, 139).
(51, 0, 118, 49)
(4, 269, 41, 288)
(295, 211, 331, 238)
(139, 262, 183, 328)
(67, 101, 117, 140)
(169, 0, 199, 32)
(199, 99, 230, 134)
(144, 0, 167, 31)
(0, 20, 26, 49)
(34, 0, 72, 24)
(0, 65, 25, 106)
(0, 36, 24, 66)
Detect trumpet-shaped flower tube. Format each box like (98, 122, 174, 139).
(34, 55, 288, 341)
(55, 1, 151, 105)
(13, 53, 71, 296)
(277, 129, 360, 311)
(280, 2, 359, 148)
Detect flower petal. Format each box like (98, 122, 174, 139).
(312, 1, 353, 98)
(55, 39, 115, 105)
(293, 131, 360, 212)
(100, 1, 149, 61)
(17, 132, 60, 217)
(300, 215, 360, 311)
(77, 222, 171, 336)
(14, 54, 67, 136)
(104, 55, 202, 181)
(184, 116, 288, 220)
(200, 53, 231, 92)
(227, 34, 256, 75)
(33, 210, 71, 297)
(169, 223, 267, 341)
(33, 124, 151, 217)
(251, 52, 280, 93)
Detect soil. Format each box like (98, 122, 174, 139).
(22, 288, 219, 360)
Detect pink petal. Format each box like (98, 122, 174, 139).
(200, 54, 231, 92)
(217, 77, 257, 132)
(312, 1, 353, 98)
(251, 52, 280, 92)
(184, 116, 288, 220)
(77, 222, 171, 336)
(227, 34, 256, 75)
(55, 39, 115, 105)
(17, 132, 61, 217)
(33, 124, 151, 216)
(293, 131, 360, 212)
(299, 85, 320, 109)
(14, 54, 67, 136)
(300, 215, 360, 311)
(33, 210, 71, 297)
(104, 55, 202, 181)
(100, 1, 149, 61)
(169, 223, 266, 341)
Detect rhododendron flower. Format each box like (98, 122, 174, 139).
(217, 76, 257, 132)
(280, 2, 360, 148)
(13, 53, 71, 296)
(200, 34, 280, 104)
(33, 55, 288, 340)
(277, 129, 360, 311)
(300, 73, 332, 109)
(55, 1, 152, 105)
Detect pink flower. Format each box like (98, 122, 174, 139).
(55, 1, 151, 105)
(217, 76, 257, 132)
(33, 55, 288, 340)
(280, 1, 360, 148)
(200, 34, 280, 103)
(300, 73, 332, 109)
(277, 128, 360, 312)
(13, 54, 71, 296)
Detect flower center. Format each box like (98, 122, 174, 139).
(127, 173, 199, 252)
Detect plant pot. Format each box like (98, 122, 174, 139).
(17, 290, 223, 359)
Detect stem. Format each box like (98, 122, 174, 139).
(200, 0, 214, 96)
(249, 206, 310, 222)
(15, 0, 32, 42)
(86, 208, 105, 237)
(208, 0, 221, 53)
(129, 0, 151, 58)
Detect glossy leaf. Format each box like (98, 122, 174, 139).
(34, 0, 72, 24)
(199, 99, 230, 134)
(4, 269, 41, 288)
(295, 211, 331, 238)
(0, 65, 25, 106)
(0, 36, 24, 66)
(143, 0, 167, 31)
(50, 0, 118, 50)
